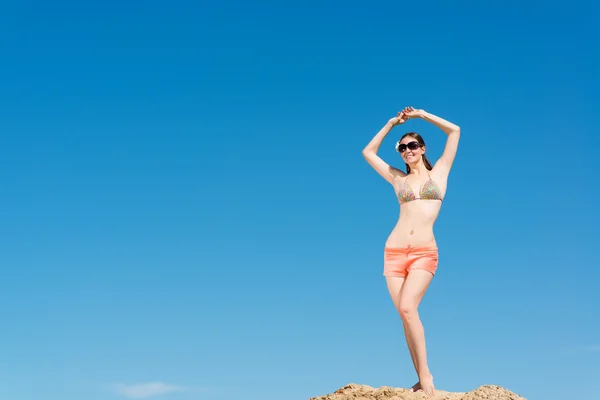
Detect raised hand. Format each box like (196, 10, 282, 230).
(389, 111, 408, 126)
(403, 106, 425, 119)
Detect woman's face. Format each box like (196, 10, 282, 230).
(398, 137, 424, 164)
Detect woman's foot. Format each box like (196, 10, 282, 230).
(419, 373, 435, 397)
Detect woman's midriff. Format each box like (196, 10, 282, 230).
(385, 202, 441, 248)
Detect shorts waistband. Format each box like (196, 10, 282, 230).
(384, 245, 438, 253)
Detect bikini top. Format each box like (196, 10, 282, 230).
(397, 173, 443, 205)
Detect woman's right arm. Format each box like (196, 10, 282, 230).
(362, 112, 407, 185)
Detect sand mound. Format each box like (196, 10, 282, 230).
(309, 383, 526, 400)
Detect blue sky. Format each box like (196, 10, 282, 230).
(0, 1, 598, 400)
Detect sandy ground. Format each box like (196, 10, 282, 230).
(309, 383, 527, 400)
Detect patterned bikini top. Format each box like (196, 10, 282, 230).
(397, 173, 443, 205)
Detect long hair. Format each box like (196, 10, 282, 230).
(398, 132, 433, 174)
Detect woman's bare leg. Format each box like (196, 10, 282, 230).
(385, 277, 419, 383)
(398, 269, 435, 397)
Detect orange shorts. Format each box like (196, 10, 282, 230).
(383, 245, 438, 278)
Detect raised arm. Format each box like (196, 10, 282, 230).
(405, 107, 460, 174)
(361, 111, 408, 185)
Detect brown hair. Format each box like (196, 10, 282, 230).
(398, 132, 433, 174)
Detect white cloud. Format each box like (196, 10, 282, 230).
(110, 382, 186, 399)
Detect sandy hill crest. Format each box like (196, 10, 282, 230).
(309, 383, 527, 400)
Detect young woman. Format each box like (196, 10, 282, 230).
(361, 106, 460, 397)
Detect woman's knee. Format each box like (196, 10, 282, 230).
(398, 300, 418, 321)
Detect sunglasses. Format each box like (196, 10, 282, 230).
(397, 141, 421, 153)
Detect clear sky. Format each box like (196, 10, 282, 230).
(0, 1, 598, 400)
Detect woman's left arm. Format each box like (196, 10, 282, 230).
(406, 107, 460, 173)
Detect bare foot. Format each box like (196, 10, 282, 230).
(419, 374, 435, 397)
(409, 381, 421, 392)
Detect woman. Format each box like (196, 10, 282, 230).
(361, 106, 460, 397)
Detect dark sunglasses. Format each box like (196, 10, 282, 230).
(397, 141, 421, 153)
